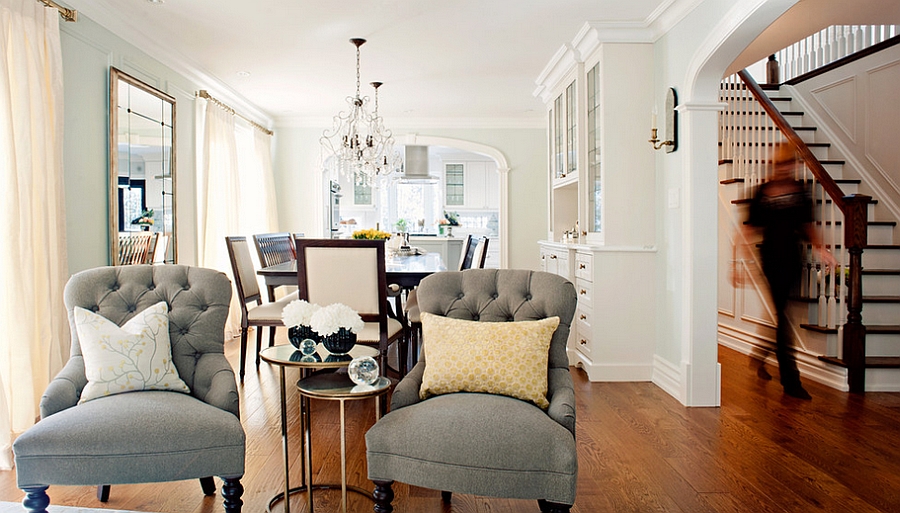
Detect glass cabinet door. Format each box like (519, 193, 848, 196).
(586, 63, 601, 234)
(553, 94, 564, 179)
(565, 81, 577, 177)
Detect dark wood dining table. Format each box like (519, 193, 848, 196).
(257, 251, 446, 290)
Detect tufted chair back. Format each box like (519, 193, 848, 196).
(61, 265, 234, 414)
(415, 268, 576, 370)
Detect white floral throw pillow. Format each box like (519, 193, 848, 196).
(74, 301, 190, 403)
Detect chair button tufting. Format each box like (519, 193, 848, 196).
(473, 314, 480, 321)
(148, 285, 155, 291)
(111, 284, 119, 291)
(127, 305, 136, 312)
(200, 304, 208, 311)
(180, 328, 189, 335)
(91, 306, 100, 312)
(525, 294, 532, 300)
(491, 293, 499, 299)
(183, 285, 191, 291)
(457, 294, 464, 299)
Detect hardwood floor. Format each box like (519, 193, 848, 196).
(2, 335, 900, 512)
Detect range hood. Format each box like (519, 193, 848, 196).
(400, 145, 439, 183)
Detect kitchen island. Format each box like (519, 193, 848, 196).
(408, 236, 464, 271)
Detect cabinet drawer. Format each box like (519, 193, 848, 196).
(575, 318, 591, 356)
(575, 253, 593, 281)
(575, 278, 592, 308)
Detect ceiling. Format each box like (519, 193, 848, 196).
(63, 0, 669, 126)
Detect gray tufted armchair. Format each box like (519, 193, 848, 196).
(13, 265, 245, 513)
(365, 269, 578, 513)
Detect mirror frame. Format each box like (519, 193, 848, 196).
(108, 67, 177, 265)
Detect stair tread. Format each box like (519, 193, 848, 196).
(862, 268, 900, 274)
(866, 244, 900, 249)
(818, 355, 900, 369)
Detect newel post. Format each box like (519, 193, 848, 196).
(843, 194, 870, 393)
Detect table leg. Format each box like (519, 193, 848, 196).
(279, 367, 290, 513)
(304, 394, 314, 513)
(340, 398, 348, 513)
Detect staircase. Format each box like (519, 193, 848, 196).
(717, 71, 900, 392)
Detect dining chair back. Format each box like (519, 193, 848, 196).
(117, 232, 158, 265)
(152, 234, 169, 264)
(472, 236, 490, 269)
(225, 236, 295, 381)
(294, 237, 405, 375)
(457, 235, 475, 271)
(253, 232, 296, 301)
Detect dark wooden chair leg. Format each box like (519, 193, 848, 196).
(373, 480, 394, 513)
(222, 477, 243, 513)
(200, 476, 216, 496)
(269, 326, 277, 348)
(22, 486, 49, 513)
(239, 327, 248, 382)
(538, 499, 571, 513)
(441, 490, 452, 503)
(255, 326, 263, 367)
(96, 485, 110, 502)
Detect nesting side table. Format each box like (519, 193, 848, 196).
(259, 343, 382, 513)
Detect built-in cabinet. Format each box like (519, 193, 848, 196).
(536, 29, 657, 381)
(443, 161, 499, 210)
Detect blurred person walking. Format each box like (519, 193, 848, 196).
(741, 143, 837, 400)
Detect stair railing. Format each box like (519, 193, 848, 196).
(720, 70, 871, 392)
(776, 25, 900, 83)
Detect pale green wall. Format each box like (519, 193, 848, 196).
(272, 125, 548, 271)
(59, 15, 201, 274)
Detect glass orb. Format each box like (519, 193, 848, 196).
(299, 338, 318, 356)
(348, 356, 379, 386)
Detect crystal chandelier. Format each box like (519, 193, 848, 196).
(321, 38, 400, 184)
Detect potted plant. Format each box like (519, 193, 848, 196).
(310, 303, 365, 355)
(131, 209, 155, 231)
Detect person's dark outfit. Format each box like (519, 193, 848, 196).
(747, 179, 813, 396)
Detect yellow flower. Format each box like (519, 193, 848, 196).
(352, 228, 391, 240)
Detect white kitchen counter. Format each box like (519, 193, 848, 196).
(409, 236, 464, 271)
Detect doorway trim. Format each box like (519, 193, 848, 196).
(403, 134, 510, 268)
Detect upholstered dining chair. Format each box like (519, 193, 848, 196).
(366, 269, 578, 513)
(226, 235, 297, 381)
(12, 265, 245, 513)
(403, 235, 489, 367)
(294, 237, 406, 376)
(252, 232, 295, 302)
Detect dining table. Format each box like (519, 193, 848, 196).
(257, 251, 446, 291)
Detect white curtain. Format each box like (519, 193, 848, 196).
(196, 98, 277, 337)
(0, 0, 69, 469)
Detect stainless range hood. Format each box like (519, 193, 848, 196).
(400, 145, 439, 183)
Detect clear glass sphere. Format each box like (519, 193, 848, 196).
(299, 338, 318, 356)
(348, 356, 379, 386)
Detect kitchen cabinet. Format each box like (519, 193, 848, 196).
(443, 160, 499, 210)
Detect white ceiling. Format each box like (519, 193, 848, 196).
(63, 0, 669, 126)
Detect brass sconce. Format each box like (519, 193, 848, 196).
(649, 87, 678, 152)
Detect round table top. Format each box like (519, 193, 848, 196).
(297, 373, 391, 400)
(259, 343, 379, 368)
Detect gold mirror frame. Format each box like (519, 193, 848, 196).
(109, 67, 176, 265)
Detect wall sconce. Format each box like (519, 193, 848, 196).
(649, 87, 678, 152)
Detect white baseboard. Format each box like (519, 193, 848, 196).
(567, 348, 653, 382)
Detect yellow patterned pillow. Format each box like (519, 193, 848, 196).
(419, 312, 560, 409)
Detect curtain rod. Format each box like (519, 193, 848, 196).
(197, 90, 274, 136)
(38, 0, 77, 22)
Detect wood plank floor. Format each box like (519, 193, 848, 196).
(2, 334, 900, 512)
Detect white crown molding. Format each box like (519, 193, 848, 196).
(63, 0, 275, 128)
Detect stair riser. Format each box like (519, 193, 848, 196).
(858, 302, 900, 325)
(862, 274, 900, 296)
(867, 334, 900, 357)
(863, 248, 900, 269)
(867, 225, 895, 246)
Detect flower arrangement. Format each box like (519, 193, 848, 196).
(310, 303, 365, 336)
(443, 211, 460, 226)
(131, 209, 154, 226)
(281, 299, 320, 328)
(436, 218, 450, 226)
(352, 228, 391, 240)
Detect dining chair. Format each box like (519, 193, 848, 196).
(252, 232, 296, 301)
(404, 235, 489, 368)
(293, 237, 406, 376)
(225, 236, 296, 381)
(152, 234, 169, 264)
(117, 232, 158, 265)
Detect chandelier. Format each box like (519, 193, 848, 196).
(321, 38, 400, 184)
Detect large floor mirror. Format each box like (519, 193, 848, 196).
(109, 67, 176, 265)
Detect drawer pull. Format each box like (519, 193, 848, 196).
(579, 289, 586, 295)
(579, 339, 587, 345)
(579, 263, 586, 269)
(580, 314, 587, 320)
(550, 255, 558, 259)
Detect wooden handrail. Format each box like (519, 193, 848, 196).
(737, 70, 847, 210)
